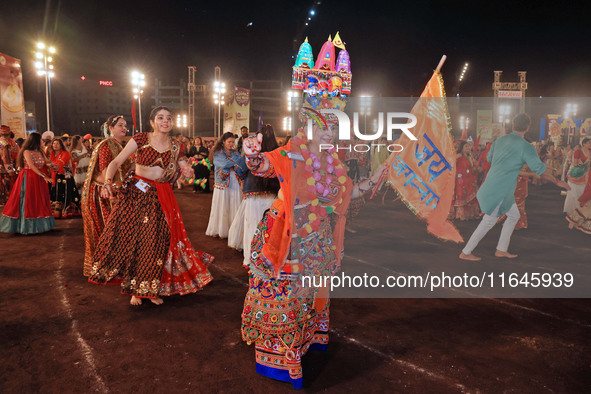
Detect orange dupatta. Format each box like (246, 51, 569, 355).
(262, 140, 353, 279)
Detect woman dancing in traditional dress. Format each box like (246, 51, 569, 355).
(81, 115, 134, 276)
(228, 124, 280, 265)
(88, 107, 213, 305)
(205, 132, 247, 238)
(48, 138, 81, 218)
(240, 109, 386, 388)
(563, 138, 591, 214)
(497, 165, 540, 230)
(0, 132, 55, 234)
(450, 141, 480, 220)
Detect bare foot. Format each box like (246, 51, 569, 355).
(459, 253, 481, 261)
(130, 296, 142, 306)
(495, 250, 518, 258)
(150, 298, 164, 305)
(568, 222, 575, 230)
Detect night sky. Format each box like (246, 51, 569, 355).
(2, 0, 590, 107)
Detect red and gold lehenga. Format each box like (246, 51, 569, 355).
(498, 165, 534, 229)
(0, 151, 55, 234)
(513, 174, 530, 230)
(88, 132, 213, 298)
(241, 133, 353, 389)
(450, 155, 480, 220)
(81, 137, 132, 276)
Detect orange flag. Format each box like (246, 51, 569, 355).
(385, 70, 463, 242)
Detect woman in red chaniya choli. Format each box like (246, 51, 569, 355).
(450, 141, 480, 220)
(81, 115, 133, 277)
(88, 107, 213, 305)
(48, 138, 81, 218)
(499, 166, 538, 230)
(0, 132, 56, 234)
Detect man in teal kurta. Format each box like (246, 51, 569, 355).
(460, 114, 569, 261)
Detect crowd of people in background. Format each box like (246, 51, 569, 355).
(446, 131, 590, 236)
(2, 118, 591, 238)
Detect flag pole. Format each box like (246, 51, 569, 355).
(435, 55, 447, 73)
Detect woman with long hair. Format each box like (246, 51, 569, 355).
(49, 138, 81, 218)
(228, 125, 280, 266)
(0, 132, 55, 233)
(81, 115, 133, 276)
(450, 141, 480, 220)
(205, 132, 247, 238)
(188, 136, 211, 193)
(88, 107, 213, 305)
(69, 135, 91, 188)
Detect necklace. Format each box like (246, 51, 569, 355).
(294, 129, 348, 237)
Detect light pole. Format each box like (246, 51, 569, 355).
(459, 116, 470, 139)
(498, 104, 511, 131)
(131, 71, 146, 133)
(564, 103, 578, 144)
(34, 42, 55, 131)
(458, 62, 469, 96)
(285, 90, 298, 136)
(359, 96, 372, 134)
(282, 116, 292, 135)
(212, 66, 225, 138)
(176, 114, 188, 135)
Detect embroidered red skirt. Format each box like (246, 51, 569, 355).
(82, 181, 113, 276)
(89, 175, 213, 298)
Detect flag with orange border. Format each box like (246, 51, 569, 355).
(385, 70, 463, 242)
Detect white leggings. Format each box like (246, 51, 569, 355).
(462, 202, 520, 255)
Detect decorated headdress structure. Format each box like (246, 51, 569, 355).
(293, 33, 351, 128)
(292, 32, 352, 98)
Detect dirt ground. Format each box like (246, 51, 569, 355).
(1, 184, 590, 393)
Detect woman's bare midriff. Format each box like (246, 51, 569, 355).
(94, 164, 164, 184)
(134, 164, 165, 181)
